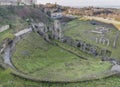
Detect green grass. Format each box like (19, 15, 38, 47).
(64, 19, 120, 59)
(55, 40, 94, 59)
(0, 29, 14, 46)
(12, 32, 112, 81)
(0, 66, 120, 87)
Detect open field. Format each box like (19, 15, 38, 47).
(11, 32, 112, 81)
(64, 19, 120, 59)
(84, 16, 120, 30)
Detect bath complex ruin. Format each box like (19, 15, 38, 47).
(31, 20, 117, 59)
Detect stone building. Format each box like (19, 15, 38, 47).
(31, 22, 50, 41)
(32, 22, 46, 33)
(31, 20, 64, 41)
(51, 12, 63, 19)
(52, 20, 63, 40)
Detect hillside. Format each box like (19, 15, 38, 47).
(0, 6, 52, 32)
(0, 6, 52, 47)
(0, 5, 120, 87)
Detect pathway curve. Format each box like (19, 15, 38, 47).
(3, 28, 32, 69)
(3, 45, 14, 68)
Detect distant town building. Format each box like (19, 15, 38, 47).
(0, 0, 17, 5)
(51, 12, 63, 19)
(0, 0, 36, 5)
(20, 0, 37, 5)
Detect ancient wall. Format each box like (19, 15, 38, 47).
(0, 25, 10, 33)
(52, 20, 64, 40)
(62, 36, 111, 57)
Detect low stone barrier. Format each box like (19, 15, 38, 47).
(0, 25, 10, 33)
(0, 61, 118, 83)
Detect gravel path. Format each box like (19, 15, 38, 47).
(3, 45, 14, 68)
(3, 28, 32, 68)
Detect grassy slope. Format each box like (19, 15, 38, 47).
(12, 32, 111, 81)
(0, 6, 28, 32)
(64, 19, 120, 59)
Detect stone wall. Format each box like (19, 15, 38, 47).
(32, 20, 63, 41)
(0, 25, 10, 33)
(52, 20, 64, 40)
(31, 20, 112, 58)
(62, 36, 111, 57)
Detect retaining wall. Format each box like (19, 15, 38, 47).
(0, 25, 10, 33)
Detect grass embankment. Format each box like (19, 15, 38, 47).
(0, 63, 120, 87)
(12, 32, 111, 81)
(55, 40, 93, 59)
(64, 19, 120, 59)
